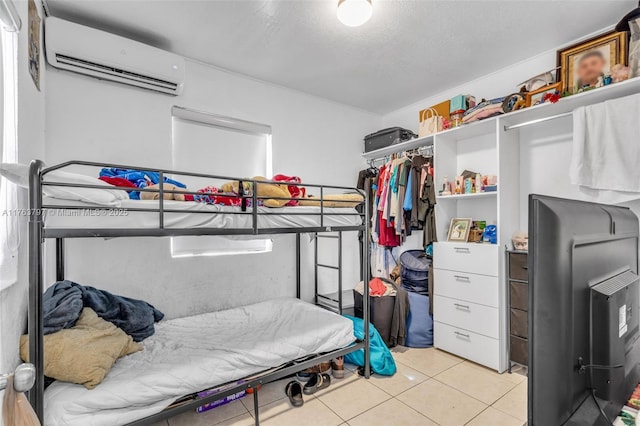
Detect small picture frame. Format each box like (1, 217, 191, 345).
(447, 218, 472, 242)
(525, 82, 562, 107)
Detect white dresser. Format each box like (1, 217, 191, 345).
(433, 242, 501, 370)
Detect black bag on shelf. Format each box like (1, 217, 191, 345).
(364, 127, 417, 153)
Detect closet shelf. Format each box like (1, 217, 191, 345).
(436, 191, 497, 200)
(361, 133, 433, 160)
(361, 76, 640, 161)
(501, 75, 640, 129)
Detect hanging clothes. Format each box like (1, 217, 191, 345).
(420, 173, 438, 247)
(357, 167, 378, 222)
(366, 152, 437, 281)
(357, 167, 379, 277)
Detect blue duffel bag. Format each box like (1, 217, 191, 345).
(404, 292, 434, 348)
(343, 315, 396, 376)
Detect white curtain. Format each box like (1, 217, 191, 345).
(0, 28, 19, 289)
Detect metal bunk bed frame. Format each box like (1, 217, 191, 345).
(26, 159, 371, 425)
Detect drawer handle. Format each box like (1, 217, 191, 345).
(454, 275, 470, 282)
(454, 247, 470, 253)
(454, 303, 470, 310)
(454, 331, 470, 339)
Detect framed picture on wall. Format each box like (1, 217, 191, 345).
(447, 218, 472, 242)
(557, 31, 628, 93)
(525, 82, 562, 107)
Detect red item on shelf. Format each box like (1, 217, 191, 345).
(543, 92, 561, 104)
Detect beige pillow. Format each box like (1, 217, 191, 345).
(298, 193, 364, 208)
(20, 308, 142, 389)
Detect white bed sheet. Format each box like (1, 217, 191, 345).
(43, 198, 361, 231)
(43, 298, 355, 426)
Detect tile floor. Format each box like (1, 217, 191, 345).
(153, 347, 527, 426)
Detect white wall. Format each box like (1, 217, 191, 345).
(382, 27, 615, 132)
(0, 0, 46, 415)
(44, 58, 380, 319)
(383, 24, 640, 229)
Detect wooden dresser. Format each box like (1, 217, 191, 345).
(507, 250, 529, 368)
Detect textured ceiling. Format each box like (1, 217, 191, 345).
(43, 0, 637, 114)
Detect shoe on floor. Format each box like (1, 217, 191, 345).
(285, 381, 304, 407)
(357, 366, 374, 377)
(296, 361, 331, 381)
(332, 357, 345, 379)
(303, 373, 331, 395)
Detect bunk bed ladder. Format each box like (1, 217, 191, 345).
(314, 232, 349, 314)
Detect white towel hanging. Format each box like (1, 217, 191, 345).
(571, 93, 640, 194)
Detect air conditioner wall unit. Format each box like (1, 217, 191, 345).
(45, 17, 185, 95)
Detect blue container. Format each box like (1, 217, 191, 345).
(400, 250, 431, 295)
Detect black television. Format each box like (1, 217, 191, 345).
(529, 195, 640, 425)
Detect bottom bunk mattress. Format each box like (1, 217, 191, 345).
(43, 298, 355, 426)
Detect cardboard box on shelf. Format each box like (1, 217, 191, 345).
(419, 100, 450, 122)
(450, 95, 476, 114)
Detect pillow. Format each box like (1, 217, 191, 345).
(0, 162, 29, 187)
(20, 308, 142, 389)
(298, 193, 364, 208)
(43, 170, 128, 206)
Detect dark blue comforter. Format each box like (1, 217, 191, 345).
(43, 280, 164, 341)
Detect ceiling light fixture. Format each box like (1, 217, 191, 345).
(337, 0, 372, 27)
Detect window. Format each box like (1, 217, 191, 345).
(170, 106, 273, 257)
(0, 27, 18, 288)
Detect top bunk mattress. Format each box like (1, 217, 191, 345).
(42, 197, 362, 231)
(43, 298, 355, 426)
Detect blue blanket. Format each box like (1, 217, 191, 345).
(43, 280, 164, 341)
(343, 315, 396, 376)
(99, 168, 186, 200)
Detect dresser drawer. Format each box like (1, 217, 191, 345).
(509, 281, 529, 311)
(508, 252, 528, 281)
(510, 308, 528, 338)
(434, 242, 498, 276)
(434, 295, 499, 339)
(434, 321, 499, 370)
(510, 335, 528, 366)
(434, 269, 499, 308)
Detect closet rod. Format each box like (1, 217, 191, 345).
(367, 145, 433, 166)
(503, 111, 572, 131)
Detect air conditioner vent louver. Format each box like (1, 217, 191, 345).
(55, 54, 179, 92)
(45, 17, 185, 96)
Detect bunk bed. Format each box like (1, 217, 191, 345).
(25, 160, 371, 426)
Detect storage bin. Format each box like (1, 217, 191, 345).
(508, 252, 528, 281)
(405, 292, 433, 348)
(510, 308, 528, 338)
(509, 281, 528, 311)
(400, 250, 431, 295)
(353, 290, 396, 347)
(510, 335, 528, 366)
